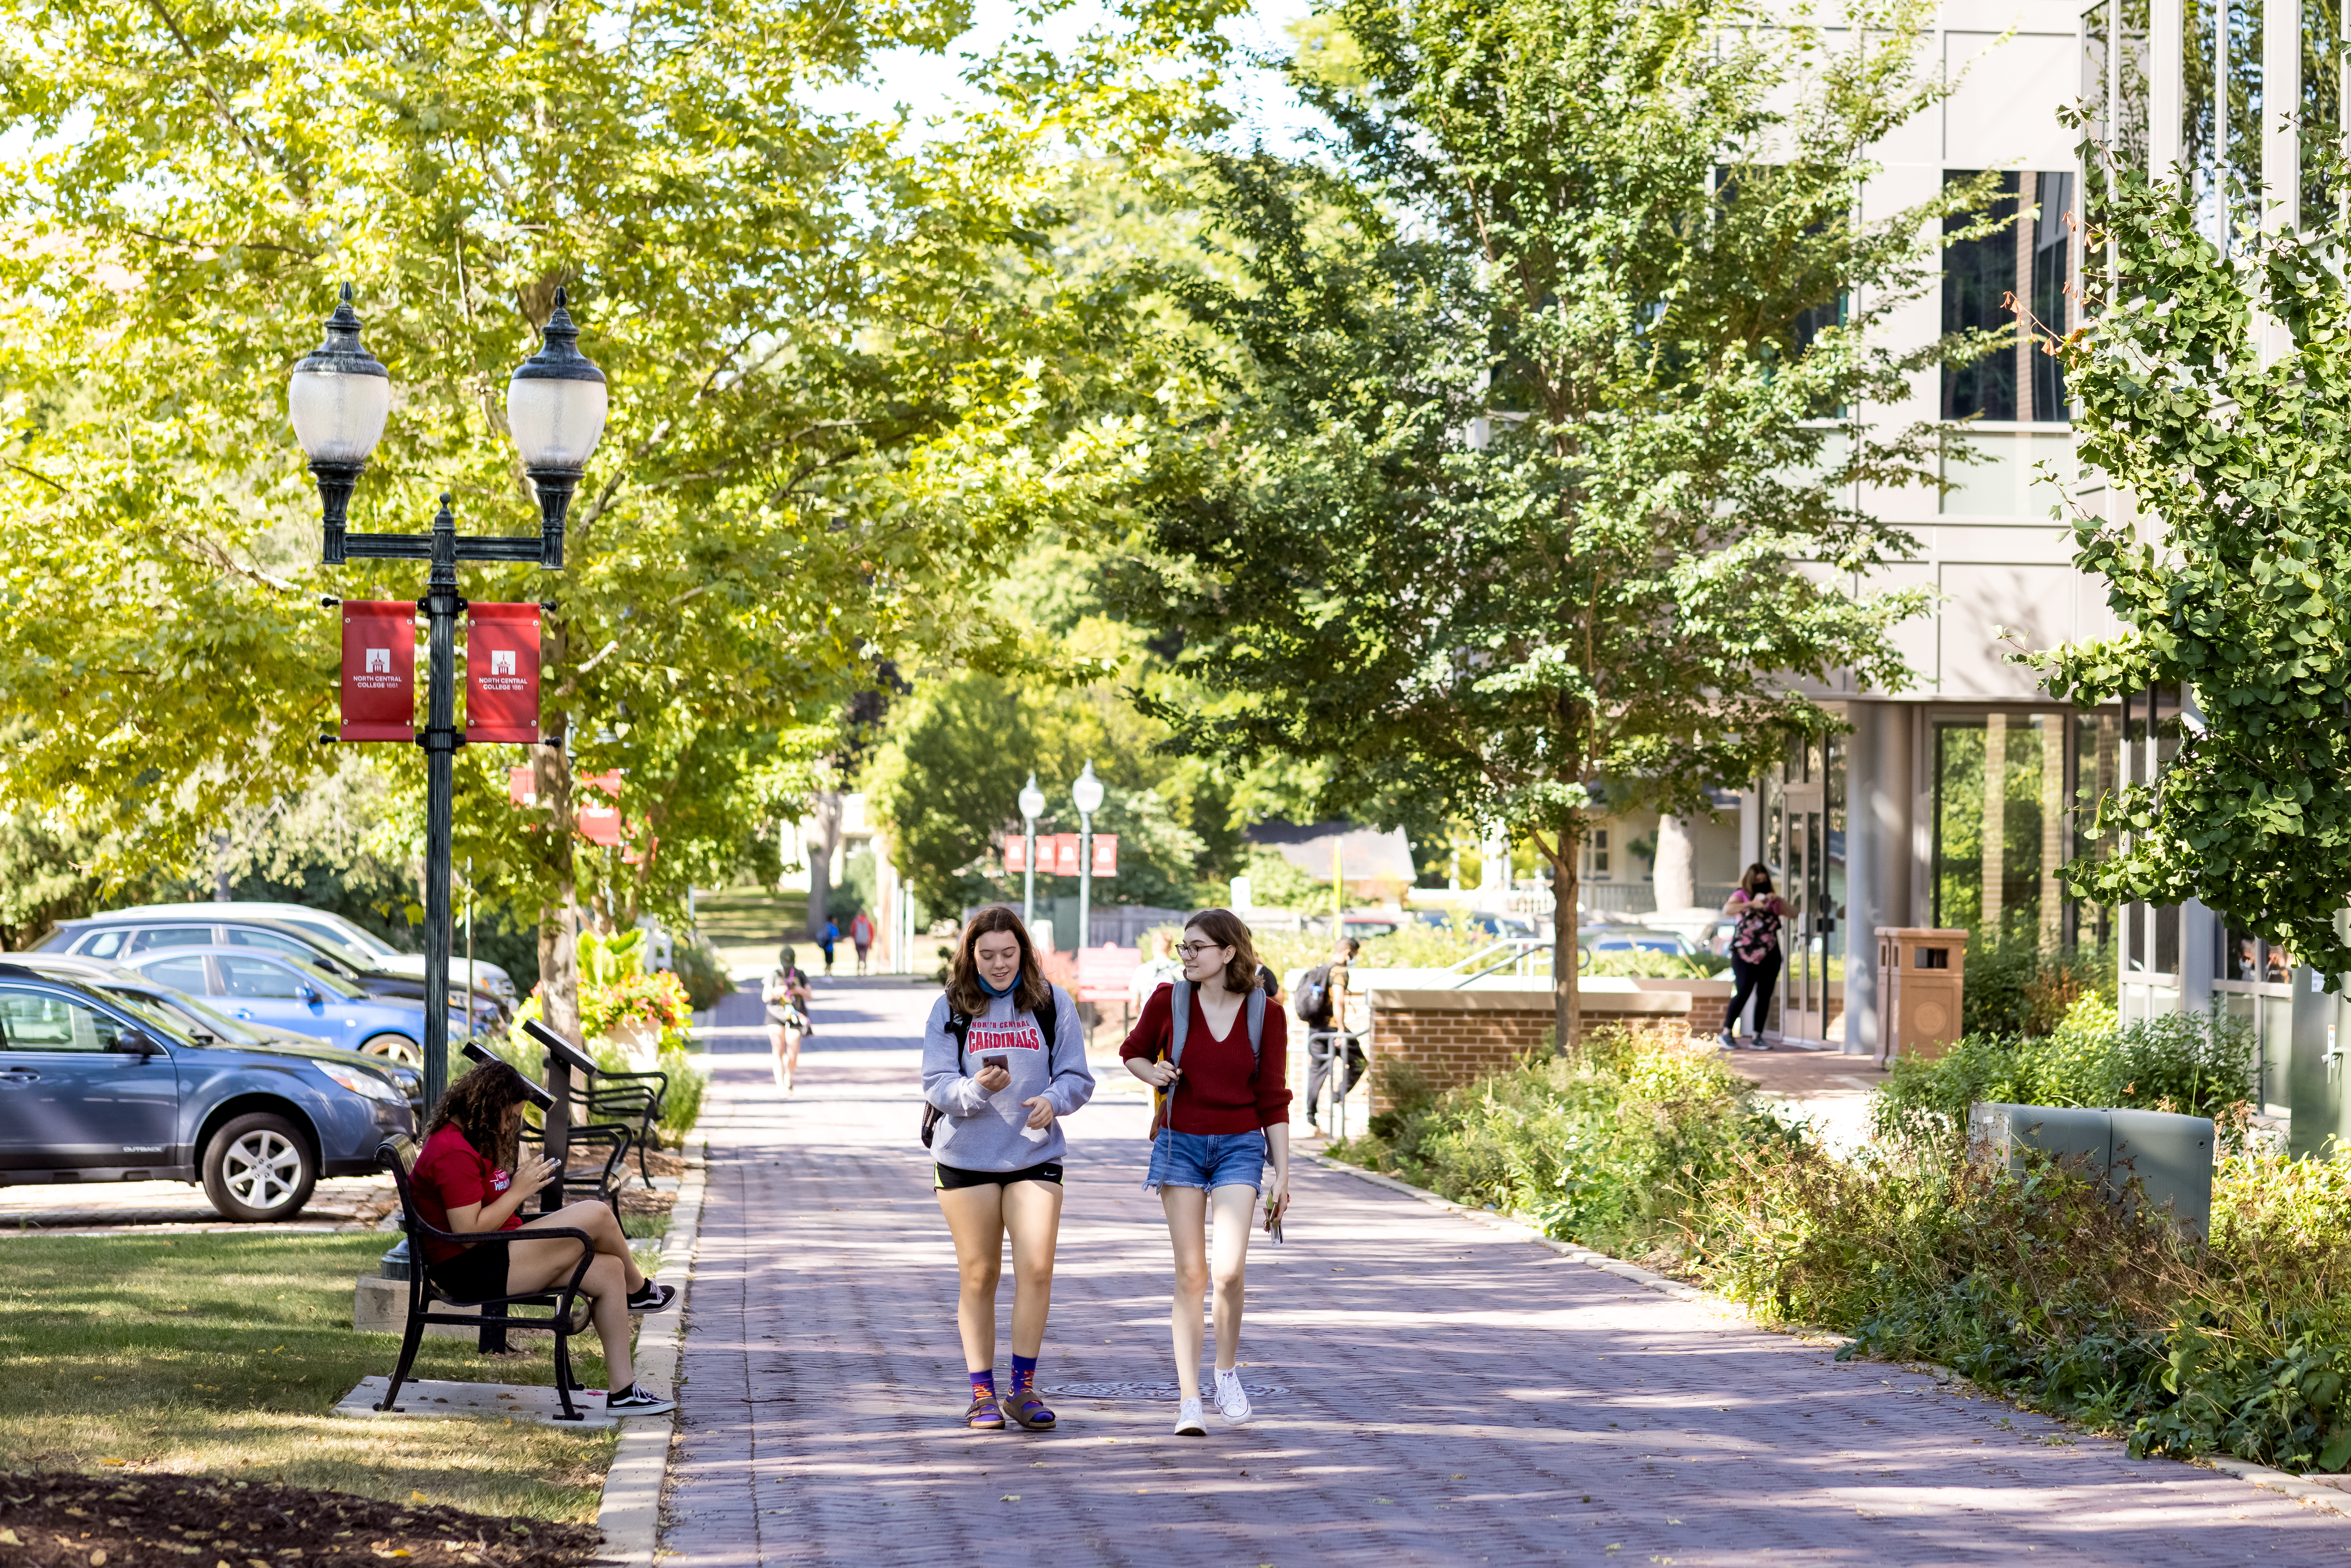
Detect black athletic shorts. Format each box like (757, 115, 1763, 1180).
(933, 1160, 1063, 1191)
(429, 1242, 510, 1303)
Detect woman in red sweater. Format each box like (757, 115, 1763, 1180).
(1121, 907, 1291, 1436)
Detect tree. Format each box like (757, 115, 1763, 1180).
(0, 0, 1235, 1039)
(2028, 149, 2351, 977)
(1117, 0, 1974, 1046)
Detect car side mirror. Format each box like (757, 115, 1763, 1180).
(298, 985, 322, 1004)
(114, 1029, 161, 1056)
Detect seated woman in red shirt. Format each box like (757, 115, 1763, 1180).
(409, 1060, 677, 1415)
(1121, 907, 1291, 1438)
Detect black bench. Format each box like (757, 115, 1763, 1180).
(375, 1137, 599, 1422)
(576, 1065, 669, 1190)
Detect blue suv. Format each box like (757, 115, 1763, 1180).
(0, 964, 416, 1221)
(117, 947, 480, 1067)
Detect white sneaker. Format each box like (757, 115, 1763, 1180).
(1173, 1395, 1206, 1436)
(1213, 1367, 1252, 1424)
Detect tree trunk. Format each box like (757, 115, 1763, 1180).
(533, 669, 585, 1050)
(806, 789, 843, 936)
(1653, 812, 1695, 912)
(1551, 844, 1581, 1056)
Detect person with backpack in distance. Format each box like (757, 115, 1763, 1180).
(922, 906, 1095, 1431)
(1720, 862, 1796, 1051)
(1295, 937, 1362, 1137)
(817, 915, 841, 975)
(849, 908, 875, 974)
(1121, 907, 1291, 1436)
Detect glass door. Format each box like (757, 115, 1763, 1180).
(1778, 781, 1828, 1044)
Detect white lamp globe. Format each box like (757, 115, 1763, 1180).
(288, 284, 390, 465)
(506, 286, 608, 471)
(1071, 760, 1104, 817)
(1018, 774, 1046, 822)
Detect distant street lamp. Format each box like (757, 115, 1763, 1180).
(1018, 773, 1046, 927)
(1072, 761, 1104, 955)
(289, 284, 607, 1109)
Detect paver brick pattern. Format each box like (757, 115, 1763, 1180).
(662, 984, 2351, 1566)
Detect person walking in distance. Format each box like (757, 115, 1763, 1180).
(1295, 937, 1362, 1137)
(817, 916, 841, 976)
(1720, 863, 1795, 1051)
(1122, 908, 1291, 1436)
(849, 908, 875, 975)
(923, 907, 1095, 1430)
(763, 945, 812, 1094)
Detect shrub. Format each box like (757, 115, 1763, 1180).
(1962, 933, 2115, 1037)
(1871, 994, 2256, 1149)
(1338, 1029, 1797, 1261)
(1582, 948, 1730, 979)
(666, 929, 735, 1012)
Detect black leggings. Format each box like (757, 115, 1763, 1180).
(1726, 950, 1782, 1036)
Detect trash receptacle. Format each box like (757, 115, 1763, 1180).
(1877, 927, 1969, 1067)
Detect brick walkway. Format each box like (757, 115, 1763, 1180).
(662, 985, 2351, 1566)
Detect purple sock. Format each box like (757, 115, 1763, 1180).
(1011, 1353, 1037, 1394)
(970, 1368, 996, 1398)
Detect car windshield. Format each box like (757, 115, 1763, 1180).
(110, 986, 269, 1045)
(282, 914, 399, 959)
(90, 989, 205, 1048)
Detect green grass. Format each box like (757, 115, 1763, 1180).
(695, 884, 806, 973)
(0, 1232, 620, 1519)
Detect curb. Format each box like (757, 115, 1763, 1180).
(1311, 1152, 2351, 1521)
(596, 1141, 710, 1567)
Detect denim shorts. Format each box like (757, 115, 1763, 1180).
(1145, 1128, 1267, 1193)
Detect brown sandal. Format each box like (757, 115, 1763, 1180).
(1003, 1388, 1056, 1430)
(964, 1393, 1005, 1430)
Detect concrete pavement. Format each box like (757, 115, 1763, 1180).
(659, 981, 2351, 1566)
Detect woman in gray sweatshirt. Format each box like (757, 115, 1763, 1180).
(922, 905, 1095, 1431)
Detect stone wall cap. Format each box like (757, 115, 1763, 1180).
(1368, 987, 1692, 1013)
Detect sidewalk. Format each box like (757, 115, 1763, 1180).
(660, 988, 2351, 1567)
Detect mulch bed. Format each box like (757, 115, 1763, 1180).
(0, 1472, 606, 1567)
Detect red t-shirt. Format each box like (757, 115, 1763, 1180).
(1120, 982, 1290, 1135)
(410, 1123, 526, 1265)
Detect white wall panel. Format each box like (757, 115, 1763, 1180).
(1938, 560, 2075, 696)
(1943, 31, 2080, 168)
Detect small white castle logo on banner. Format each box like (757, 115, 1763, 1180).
(491, 649, 517, 677)
(365, 648, 391, 674)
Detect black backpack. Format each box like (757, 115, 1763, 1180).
(1293, 963, 1332, 1023)
(920, 988, 1061, 1148)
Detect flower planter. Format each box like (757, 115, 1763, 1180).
(599, 1016, 663, 1070)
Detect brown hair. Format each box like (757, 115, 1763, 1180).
(1741, 862, 1776, 896)
(946, 905, 1054, 1016)
(424, 1059, 531, 1169)
(1184, 907, 1259, 992)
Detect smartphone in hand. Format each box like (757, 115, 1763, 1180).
(982, 1055, 1009, 1073)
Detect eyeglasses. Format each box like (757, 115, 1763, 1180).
(1176, 942, 1228, 958)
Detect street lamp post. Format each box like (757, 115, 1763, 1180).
(1018, 773, 1046, 928)
(1072, 761, 1104, 956)
(289, 284, 607, 1110)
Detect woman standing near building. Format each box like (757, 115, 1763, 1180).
(923, 907, 1094, 1431)
(1720, 863, 1795, 1051)
(1122, 908, 1291, 1436)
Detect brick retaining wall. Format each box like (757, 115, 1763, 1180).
(1365, 987, 1694, 1111)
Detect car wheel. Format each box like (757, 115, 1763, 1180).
(201, 1112, 317, 1223)
(358, 1032, 422, 1068)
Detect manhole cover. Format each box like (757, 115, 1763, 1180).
(1050, 1381, 1289, 1401)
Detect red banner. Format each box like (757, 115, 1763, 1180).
(1004, 834, 1029, 876)
(1092, 834, 1118, 877)
(339, 601, 415, 742)
(507, 767, 621, 807)
(1050, 833, 1080, 876)
(466, 604, 541, 743)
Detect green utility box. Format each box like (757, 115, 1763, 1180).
(1966, 1102, 2214, 1239)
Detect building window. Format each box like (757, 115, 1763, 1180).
(1588, 829, 1611, 881)
(1942, 171, 2076, 423)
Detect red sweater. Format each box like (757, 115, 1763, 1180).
(1120, 982, 1290, 1134)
